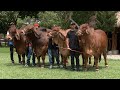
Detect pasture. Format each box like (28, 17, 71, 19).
(0, 47, 120, 79)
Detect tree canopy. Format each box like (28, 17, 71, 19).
(0, 11, 118, 34)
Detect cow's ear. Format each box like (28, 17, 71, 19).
(58, 32, 65, 41)
(15, 31, 20, 40)
(86, 29, 90, 34)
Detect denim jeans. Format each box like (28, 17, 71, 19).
(48, 48, 59, 65)
(10, 45, 14, 62)
(27, 46, 35, 65)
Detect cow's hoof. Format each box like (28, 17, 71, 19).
(41, 65, 45, 68)
(84, 68, 87, 71)
(63, 66, 67, 69)
(89, 64, 92, 66)
(105, 65, 108, 67)
(95, 69, 99, 71)
(60, 65, 63, 68)
(37, 64, 41, 67)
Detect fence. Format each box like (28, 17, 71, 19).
(0, 38, 8, 47)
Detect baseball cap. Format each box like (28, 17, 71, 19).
(70, 22, 76, 25)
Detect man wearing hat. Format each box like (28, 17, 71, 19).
(66, 22, 80, 71)
(34, 22, 39, 29)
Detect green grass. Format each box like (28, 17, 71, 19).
(0, 47, 120, 79)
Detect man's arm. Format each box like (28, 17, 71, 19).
(66, 38, 69, 48)
(66, 32, 71, 50)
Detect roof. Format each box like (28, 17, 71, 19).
(115, 11, 120, 27)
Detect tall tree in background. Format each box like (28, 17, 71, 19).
(0, 11, 19, 35)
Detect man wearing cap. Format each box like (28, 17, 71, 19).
(66, 22, 80, 71)
(34, 22, 39, 29)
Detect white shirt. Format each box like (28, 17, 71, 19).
(7, 31, 10, 35)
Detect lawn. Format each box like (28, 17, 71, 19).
(0, 47, 120, 79)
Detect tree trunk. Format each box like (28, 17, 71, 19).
(112, 31, 117, 50)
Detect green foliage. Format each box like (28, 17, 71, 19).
(18, 11, 39, 19)
(96, 11, 117, 32)
(37, 11, 63, 28)
(0, 11, 19, 34)
(0, 11, 118, 34)
(72, 11, 95, 25)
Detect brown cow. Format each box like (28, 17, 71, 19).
(6, 24, 27, 64)
(24, 25, 49, 67)
(76, 23, 108, 71)
(51, 26, 92, 68)
(50, 26, 71, 68)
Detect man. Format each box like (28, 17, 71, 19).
(25, 22, 37, 67)
(48, 33, 60, 69)
(66, 22, 80, 71)
(6, 30, 15, 64)
(25, 42, 36, 67)
(34, 22, 39, 29)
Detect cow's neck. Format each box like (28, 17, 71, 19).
(82, 32, 96, 54)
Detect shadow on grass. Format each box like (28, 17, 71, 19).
(4, 62, 108, 72)
(5, 63, 22, 66)
(53, 65, 108, 72)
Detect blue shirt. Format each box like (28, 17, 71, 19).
(8, 40, 14, 46)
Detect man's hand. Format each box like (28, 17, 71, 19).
(67, 47, 71, 50)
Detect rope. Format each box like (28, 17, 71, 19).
(56, 46, 82, 53)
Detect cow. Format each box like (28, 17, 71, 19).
(76, 23, 108, 71)
(6, 24, 27, 65)
(23, 25, 49, 67)
(50, 26, 71, 68)
(50, 26, 93, 68)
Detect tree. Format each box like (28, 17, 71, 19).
(0, 11, 40, 34)
(18, 11, 39, 19)
(37, 11, 63, 28)
(0, 11, 19, 35)
(96, 11, 117, 32)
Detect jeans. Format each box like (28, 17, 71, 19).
(70, 50, 80, 69)
(10, 45, 14, 62)
(27, 46, 35, 65)
(48, 48, 59, 65)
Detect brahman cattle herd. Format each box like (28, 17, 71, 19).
(6, 23, 108, 71)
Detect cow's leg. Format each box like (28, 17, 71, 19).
(37, 56, 41, 67)
(84, 55, 88, 71)
(32, 53, 36, 66)
(103, 50, 108, 67)
(99, 54, 101, 63)
(41, 55, 45, 68)
(60, 54, 63, 65)
(93, 57, 96, 67)
(89, 57, 91, 65)
(22, 54, 25, 65)
(94, 56, 99, 71)
(82, 54, 85, 67)
(18, 54, 21, 64)
(63, 57, 67, 69)
(59, 54, 64, 68)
